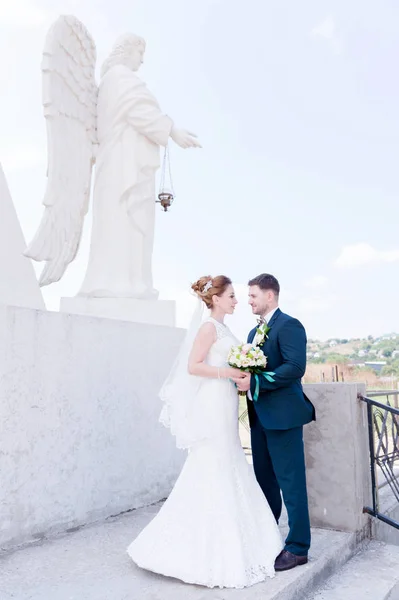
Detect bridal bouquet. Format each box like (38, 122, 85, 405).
(228, 343, 267, 398)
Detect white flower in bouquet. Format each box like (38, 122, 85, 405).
(228, 343, 267, 397)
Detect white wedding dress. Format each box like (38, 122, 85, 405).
(127, 317, 283, 589)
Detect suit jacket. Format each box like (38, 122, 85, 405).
(247, 308, 316, 430)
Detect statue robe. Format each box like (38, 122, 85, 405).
(79, 64, 173, 298)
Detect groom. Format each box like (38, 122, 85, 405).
(235, 273, 315, 572)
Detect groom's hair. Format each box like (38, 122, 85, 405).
(248, 273, 280, 296)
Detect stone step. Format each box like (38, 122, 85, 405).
(306, 541, 399, 600)
(0, 502, 362, 600)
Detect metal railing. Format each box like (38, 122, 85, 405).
(367, 389, 399, 407)
(359, 392, 399, 530)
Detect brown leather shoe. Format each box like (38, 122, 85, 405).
(275, 550, 308, 571)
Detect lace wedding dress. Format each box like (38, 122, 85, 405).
(127, 317, 282, 588)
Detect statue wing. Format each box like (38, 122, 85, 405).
(25, 15, 97, 286)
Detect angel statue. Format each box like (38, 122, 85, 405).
(25, 15, 201, 300)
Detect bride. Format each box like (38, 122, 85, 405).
(127, 275, 282, 588)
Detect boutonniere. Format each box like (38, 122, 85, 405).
(253, 323, 271, 347)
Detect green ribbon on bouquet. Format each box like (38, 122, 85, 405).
(253, 371, 276, 402)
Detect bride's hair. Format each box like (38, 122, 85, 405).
(191, 275, 232, 309)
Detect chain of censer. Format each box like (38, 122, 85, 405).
(159, 145, 175, 196)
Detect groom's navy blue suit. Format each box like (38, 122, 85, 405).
(247, 308, 315, 556)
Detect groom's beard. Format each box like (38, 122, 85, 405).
(256, 304, 270, 317)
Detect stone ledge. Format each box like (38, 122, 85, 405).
(60, 296, 176, 326)
(307, 540, 399, 600)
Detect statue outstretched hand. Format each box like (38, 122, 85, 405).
(170, 126, 202, 149)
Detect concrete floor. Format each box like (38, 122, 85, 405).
(0, 425, 364, 599)
(0, 502, 356, 600)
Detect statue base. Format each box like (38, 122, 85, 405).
(59, 296, 176, 327)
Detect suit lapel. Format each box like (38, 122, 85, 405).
(267, 308, 281, 330)
(248, 326, 257, 344)
(259, 308, 281, 350)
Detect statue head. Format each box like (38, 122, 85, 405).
(101, 33, 146, 78)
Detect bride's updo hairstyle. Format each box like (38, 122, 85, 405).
(191, 275, 232, 309)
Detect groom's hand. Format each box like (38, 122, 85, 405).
(235, 372, 251, 392)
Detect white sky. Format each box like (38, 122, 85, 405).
(1, 0, 398, 340)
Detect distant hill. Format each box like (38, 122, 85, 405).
(307, 333, 399, 376)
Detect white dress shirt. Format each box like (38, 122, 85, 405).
(247, 307, 278, 401)
(262, 307, 278, 325)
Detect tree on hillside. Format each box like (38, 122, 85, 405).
(322, 353, 349, 365)
(381, 362, 399, 377)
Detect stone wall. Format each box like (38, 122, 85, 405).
(0, 305, 185, 549)
(0, 306, 374, 549)
(304, 382, 370, 533)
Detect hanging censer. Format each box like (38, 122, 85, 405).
(157, 144, 175, 212)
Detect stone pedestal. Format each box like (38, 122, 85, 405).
(303, 382, 370, 533)
(59, 296, 176, 327)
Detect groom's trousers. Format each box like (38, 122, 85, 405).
(250, 410, 311, 556)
